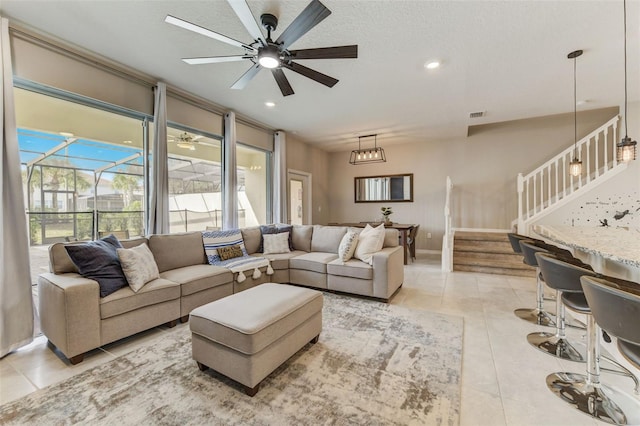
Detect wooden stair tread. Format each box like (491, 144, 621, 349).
(453, 264, 536, 277)
(452, 230, 535, 277)
(453, 231, 509, 241)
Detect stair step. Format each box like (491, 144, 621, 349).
(452, 230, 535, 277)
(453, 264, 536, 277)
(453, 255, 534, 270)
(453, 240, 513, 254)
(454, 231, 509, 241)
(452, 251, 525, 263)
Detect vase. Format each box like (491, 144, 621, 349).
(383, 217, 392, 225)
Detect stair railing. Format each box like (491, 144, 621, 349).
(442, 176, 454, 272)
(517, 115, 624, 232)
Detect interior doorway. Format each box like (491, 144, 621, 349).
(287, 169, 312, 225)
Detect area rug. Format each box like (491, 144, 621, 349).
(0, 293, 463, 425)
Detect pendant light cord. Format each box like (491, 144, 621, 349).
(623, 0, 628, 138)
(573, 54, 578, 157)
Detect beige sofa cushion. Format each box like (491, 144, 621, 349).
(160, 264, 233, 297)
(100, 278, 180, 319)
(289, 252, 339, 274)
(327, 258, 373, 280)
(311, 225, 347, 253)
(292, 225, 313, 252)
(253, 251, 305, 270)
(149, 232, 205, 273)
(241, 226, 262, 254)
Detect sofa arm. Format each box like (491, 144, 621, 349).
(38, 273, 101, 362)
(371, 246, 404, 300)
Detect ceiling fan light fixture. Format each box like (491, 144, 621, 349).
(258, 46, 280, 68)
(349, 134, 386, 165)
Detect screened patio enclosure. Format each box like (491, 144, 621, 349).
(19, 128, 260, 245)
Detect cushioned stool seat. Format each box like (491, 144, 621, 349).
(189, 283, 323, 396)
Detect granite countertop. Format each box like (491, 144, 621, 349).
(533, 225, 640, 268)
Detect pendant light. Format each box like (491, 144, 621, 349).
(568, 50, 583, 177)
(616, 0, 637, 162)
(349, 134, 386, 165)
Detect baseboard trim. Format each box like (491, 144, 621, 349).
(453, 227, 511, 233)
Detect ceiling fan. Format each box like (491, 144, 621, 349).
(165, 0, 358, 96)
(168, 132, 204, 150)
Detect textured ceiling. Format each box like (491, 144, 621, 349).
(1, 0, 638, 152)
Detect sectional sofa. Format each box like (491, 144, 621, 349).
(38, 225, 404, 364)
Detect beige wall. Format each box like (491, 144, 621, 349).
(286, 134, 330, 225)
(327, 107, 620, 250)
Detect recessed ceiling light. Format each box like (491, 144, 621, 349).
(123, 140, 133, 144)
(265, 101, 276, 108)
(576, 100, 589, 106)
(59, 131, 74, 137)
(425, 61, 440, 70)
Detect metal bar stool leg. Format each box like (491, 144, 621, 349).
(546, 315, 640, 424)
(527, 290, 585, 361)
(514, 266, 556, 327)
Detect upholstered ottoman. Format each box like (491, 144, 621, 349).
(189, 283, 323, 396)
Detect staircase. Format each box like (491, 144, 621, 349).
(452, 231, 535, 277)
(517, 115, 627, 233)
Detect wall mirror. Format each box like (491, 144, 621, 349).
(354, 173, 413, 203)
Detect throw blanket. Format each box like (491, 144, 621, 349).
(202, 229, 273, 282)
(213, 255, 274, 283)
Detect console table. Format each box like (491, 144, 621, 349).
(329, 222, 416, 265)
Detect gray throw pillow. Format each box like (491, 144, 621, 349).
(65, 234, 128, 298)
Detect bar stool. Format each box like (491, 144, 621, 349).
(513, 240, 556, 327)
(527, 253, 595, 361)
(545, 276, 640, 424)
(507, 232, 530, 254)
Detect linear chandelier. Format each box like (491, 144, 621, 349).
(349, 134, 386, 165)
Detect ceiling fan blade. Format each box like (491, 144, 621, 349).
(226, 0, 265, 44)
(281, 61, 338, 88)
(271, 69, 295, 96)
(231, 63, 262, 90)
(165, 15, 254, 50)
(275, 0, 331, 49)
(182, 55, 251, 65)
(289, 45, 358, 60)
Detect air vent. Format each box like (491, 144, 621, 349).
(469, 111, 485, 118)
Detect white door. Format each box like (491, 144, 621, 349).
(287, 170, 311, 225)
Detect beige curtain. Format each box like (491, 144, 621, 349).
(273, 131, 287, 224)
(1, 17, 34, 358)
(147, 82, 169, 235)
(223, 111, 238, 230)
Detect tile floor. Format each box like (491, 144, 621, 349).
(2, 253, 639, 425)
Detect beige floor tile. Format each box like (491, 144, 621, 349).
(460, 387, 506, 426)
(0, 362, 37, 405)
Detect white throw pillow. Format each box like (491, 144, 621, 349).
(116, 244, 159, 292)
(338, 230, 359, 264)
(354, 224, 385, 265)
(263, 232, 291, 254)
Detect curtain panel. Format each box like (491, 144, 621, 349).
(1, 16, 34, 358)
(223, 112, 238, 230)
(147, 82, 169, 235)
(273, 131, 287, 224)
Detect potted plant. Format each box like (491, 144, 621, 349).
(381, 207, 393, 225)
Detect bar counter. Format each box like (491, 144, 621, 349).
(533, 224, 640, 281)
